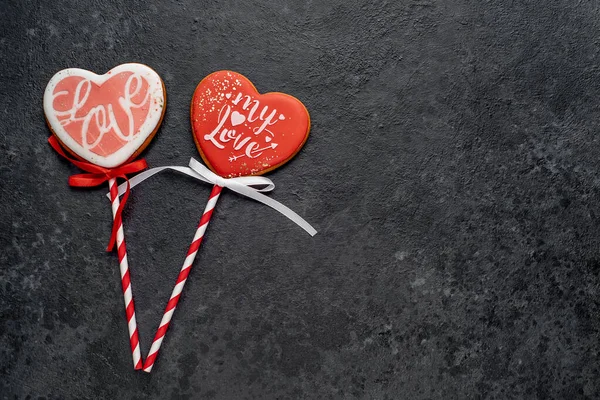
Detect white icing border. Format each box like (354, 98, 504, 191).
(43, 63, 165, 168)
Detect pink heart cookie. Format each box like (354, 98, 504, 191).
(44, 63, 166, 168)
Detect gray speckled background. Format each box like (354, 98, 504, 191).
(2, 0, 600, 399)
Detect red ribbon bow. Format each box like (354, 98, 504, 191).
(48, 136, 148, 252)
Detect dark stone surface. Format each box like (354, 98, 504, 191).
(1, 0, 600, 398)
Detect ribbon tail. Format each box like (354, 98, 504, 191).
(109, 166, 212, 199)
(227, 183, 317, 236)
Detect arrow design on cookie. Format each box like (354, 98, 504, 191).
(228, 143, 278, 162)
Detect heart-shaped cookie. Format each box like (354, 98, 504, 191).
(191, 71, 310, 177)
(44, 63, 166, 168)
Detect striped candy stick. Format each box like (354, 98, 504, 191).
(108, 177, 143, 370)
(143, 184, 223, 372)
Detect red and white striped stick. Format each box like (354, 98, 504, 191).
(108, 177, 143, 370)
(142, 184, 223, 372)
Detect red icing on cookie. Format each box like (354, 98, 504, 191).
(44, 63, 166, 168)
(191, 71, 310, 177)
(52, 72, 151, 157)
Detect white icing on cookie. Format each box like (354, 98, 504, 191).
(44, 63, 165, 168)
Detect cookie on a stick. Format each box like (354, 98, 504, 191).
(44, 63, 166, 369)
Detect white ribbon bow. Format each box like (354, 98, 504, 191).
(108, 158, 317, 236)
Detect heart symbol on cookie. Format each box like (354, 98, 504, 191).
(191, 70, 310, 177)
(230, 111, 246, 126)
(44, 63, 166, 168)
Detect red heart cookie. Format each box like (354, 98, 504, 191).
(44, 63, 166, 168)
(191, 71, 310, 177)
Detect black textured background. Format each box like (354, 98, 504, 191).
(2, 0, 600, 399)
